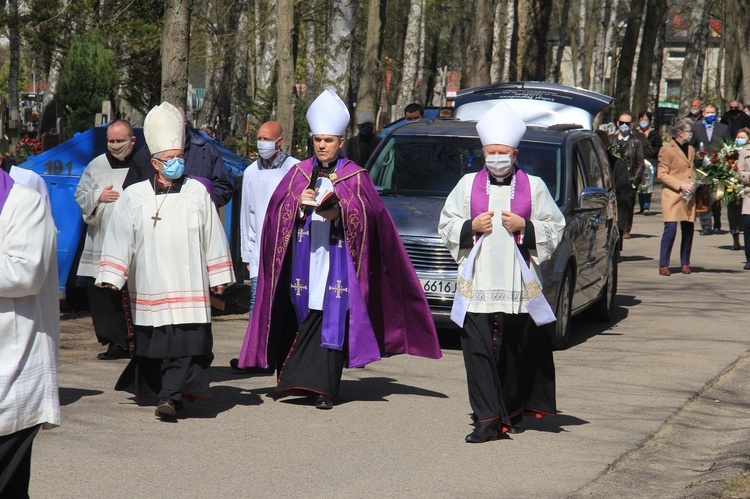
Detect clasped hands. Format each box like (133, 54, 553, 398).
(472, 210, 525, 234)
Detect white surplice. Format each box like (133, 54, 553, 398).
(96, 178, 235, 327)
(75, 153, 129, 277)
(240, 155, 297, 278)
(439, 172, 565, 315)
(0, 184, 60, 436)
(8, 165, 50, 206)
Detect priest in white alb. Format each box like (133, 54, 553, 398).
(438, 102, 565, 443)
(97, 102, 235, 419)
(0, 168, 59, 494)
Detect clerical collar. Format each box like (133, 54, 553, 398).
(318, 157, 340, 177)
(489, 172, 513, 185)
(106, 149, 136, 169)
(151, 174, 183, 194)
(259, 150, 289, 170)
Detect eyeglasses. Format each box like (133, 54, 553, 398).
(619, 121, 632, 125)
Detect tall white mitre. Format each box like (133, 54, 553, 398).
(144, 101, 186, 154)
(306, 89, 350, 136)
(475, 101, 527, 148)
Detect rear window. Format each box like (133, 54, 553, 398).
(369, 135, 563, 204)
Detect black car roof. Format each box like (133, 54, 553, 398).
(385, 118, 588, 145)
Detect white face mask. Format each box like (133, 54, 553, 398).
(485, 154, 514, 177)
(257, 139, 279, 160)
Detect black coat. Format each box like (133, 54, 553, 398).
(690, 122, 731, 153)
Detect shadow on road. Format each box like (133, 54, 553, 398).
(564, 294, 636, 349)
(59, 387, 104, 406)
(522, 412, 590, 434)
(619, 255, 654, 262)
(337, 376, 448, 405)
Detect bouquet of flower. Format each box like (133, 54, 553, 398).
(13, 136, 42, 162)
(693, 141, 744, 205)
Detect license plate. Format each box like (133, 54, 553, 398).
(420, 279, 456, 296)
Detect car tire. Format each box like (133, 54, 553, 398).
(588, 250, 618, 322)
(549, 267, 573, 350)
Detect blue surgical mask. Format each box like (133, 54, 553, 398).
(639, 120, 649, 129)
(703, 114, 716, 125)
(619, 123, 631, 134)
(159, 157, 185, 180)
(736, 138, 748, 147)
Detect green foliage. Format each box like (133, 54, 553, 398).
(57, 30, 116, 135)
(0, 57, 30, 101)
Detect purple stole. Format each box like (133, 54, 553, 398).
(470, 166, 532, 263)
(0, 169, 14, 213)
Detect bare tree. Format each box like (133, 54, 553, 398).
(613, 0, 647, 113)
(465, 0, 493, 87)
(322, 0, 357, 101)
(648, 2, 668, 120)
(490, 0, 509, 83)
(516, 0, 550, 81)
(549, 0, 572, 83)
(231, 0, 251, 141)
(396, 0, 423, 112)
(632, 0, 666, 114)
(255, 0, 278, 120)
(356, 0, 386, 121)
(161, 0, 192, 107)
(678, 0, 711, 116)
(276, 0, 295, 150)
(7, 0, 20, 139)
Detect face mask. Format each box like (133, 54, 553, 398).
(639, 120, 649, 129)
(358, 126, 374, 138)
(618, 123, 631, 134)
(485, 154, 514, 177)
(683, 132, 693, 142)
(736, 138, 748, 147)
(703, 114, 716, 125)
(690, 109, 700, 116)
(158, 157, 185, 180)
(108, 140, 133, 160)
(257, 139, 279, 160)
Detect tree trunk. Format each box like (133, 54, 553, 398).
(550, 0, 571, 83)
(465, 0, 493, 88)
(161, 0, 191, 108)
(516, 0, 550, 81)
(721, 0, 742, 104)
(356, 0, 386, 121)
(648, 3, 668, 120)
(276, 0, 295, 150)
(613, 0, 646, 113)
(304, 1, 319, 103)
(231, 0, 251, 141)
(679, 0, 711, 116)
(256, 0, 278, 107)
(7, 0, 20, 139)
(590, 0, 610, 94)
(416, 1, 428, 102)
(573, 0, 586, 85)
(490, 0, 507, 83)
(503, 0, 516, 81)
(322, 0, 357, 103)
(396, 0, 423, 112)
(632, 0, 666, 114)
(581, 0, 598, 89)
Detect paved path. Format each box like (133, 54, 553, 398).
(30, 185, 750, 497)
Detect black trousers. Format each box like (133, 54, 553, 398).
(461, 312, 556, 424)
(86, 277, 128, 348)
(744, 215, 750, 263)
(0, 424, 41, 498)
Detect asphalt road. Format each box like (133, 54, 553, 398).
(30, 184, 750, 498)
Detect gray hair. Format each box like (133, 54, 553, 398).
(669, 118, 694, 138)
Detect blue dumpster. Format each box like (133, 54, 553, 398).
(16, 126, 250, 300)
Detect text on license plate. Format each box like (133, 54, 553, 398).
(420, 279, 456, 295)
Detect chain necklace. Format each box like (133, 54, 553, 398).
(151, 183, 172, 227)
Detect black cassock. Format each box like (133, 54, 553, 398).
(461, 312, 556, 426)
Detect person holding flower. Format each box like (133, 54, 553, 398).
(733, 127, 750, 269)
(727, 129, 750, 250)
(657, 118, 697, 276)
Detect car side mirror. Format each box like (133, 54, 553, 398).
(578, 187, 608, 210)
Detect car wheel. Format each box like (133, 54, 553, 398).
(589, 250, 618, 322)
(550, 267, 573, 350)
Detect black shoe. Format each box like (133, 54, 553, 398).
(744, 263, 750, 270)
(700, 229, 712, 236)
(465, 420, 500, 443)
(155, 398, 176, 418)
(97, 344, 129, 360)
(314, 394, 334, 410)
(229, 358, 274, 375)
(507, 425, 525, 434)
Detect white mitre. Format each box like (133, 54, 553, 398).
(144, 101, 186, 154)
(307, 89, 350, 136)
(476, 101, 527, 148)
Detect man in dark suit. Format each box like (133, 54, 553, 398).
(691, 104, 731, 235)
(721, 100, 750, 138)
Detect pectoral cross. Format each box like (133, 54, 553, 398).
(297, 228, 310, 243)
(152, 213, 162, 227)
(291, 278, 308, 296)
(337, 239, 344, 248)
(328, 280, 348, 299)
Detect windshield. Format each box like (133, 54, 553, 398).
(369, 135, 563, 204)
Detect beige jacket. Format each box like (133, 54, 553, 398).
(658, 139, 696, 222)
(735, 144, 750, 215)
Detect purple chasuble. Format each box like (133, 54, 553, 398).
(471, 166, 532, 263)
(0, 169, 14, 213)
(237, 156, 442, 369)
